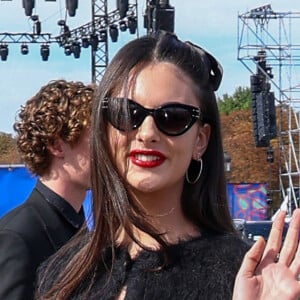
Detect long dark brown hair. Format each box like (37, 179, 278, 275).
(36, 31, 235, 299)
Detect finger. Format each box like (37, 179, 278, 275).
(237, 236, 266, 278)
(257, 210, 286, 271)
(279, 209, 300, 266)
(290, 242, 300, 276)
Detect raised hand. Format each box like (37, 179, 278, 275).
(233, 209, 300, 300)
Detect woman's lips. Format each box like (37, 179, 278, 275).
(129, 150, 166, 168)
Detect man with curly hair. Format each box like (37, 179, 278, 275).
(0, 79, 94, 300)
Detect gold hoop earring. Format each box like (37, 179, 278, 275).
(186, 158, 203, 184)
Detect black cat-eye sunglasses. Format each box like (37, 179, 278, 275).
(103, 97, 202, 136)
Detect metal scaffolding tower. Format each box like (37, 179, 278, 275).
(237, 5, 300, 215)
(90, 0, 138, 83)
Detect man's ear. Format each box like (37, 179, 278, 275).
(193, 123, 211, 160)
(47, 139, 65, 158)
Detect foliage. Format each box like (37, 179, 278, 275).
(218, 86, 251, 115)
(0, 132, 14, 154)
(0, 132, 21, 164)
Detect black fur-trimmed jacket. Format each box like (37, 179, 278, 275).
(37, 232, 250, 300)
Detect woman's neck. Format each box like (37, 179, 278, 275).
(116, 191, 201, 258)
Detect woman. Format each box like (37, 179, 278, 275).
(36, 31, 300, 300)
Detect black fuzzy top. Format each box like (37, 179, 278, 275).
(37, 232, 250, 300)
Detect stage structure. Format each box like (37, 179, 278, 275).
(143, 0, 175, 34)
(237, 4, 300, 216)
(0, 0, 176, 84)
(0, 0, 138, 84)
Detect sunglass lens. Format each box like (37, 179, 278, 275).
(129, 101, 146, 130)
(106, 98, 146, 132)
(106, 98, 129, 131)
(156, 107, 192, 135)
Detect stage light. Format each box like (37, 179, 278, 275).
(40, 44, 50, 61)
(23, 0, 34, 16)
(81, 37, 90, 48)
(117, 0, 129, 18)
(127, 16, 137, 34)
(66, 0, 78, 17)
(119, 20, 127, 32)
(64, 45, 72, 56)
(72, 42, 81, 58)
(58, 20, 71, 38)
(109, 25, 118, 43)
(57, 19, 65, 26)
(35, 20, 41, 35)
(20, 44, 29, 55)
(99, 29, 107, 43)
(90, 34, 99, 51)
(0, 44, 8, 61)
(31, 15, 41, 35)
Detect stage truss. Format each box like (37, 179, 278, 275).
(238, 5, 300, 215)
(0, 0, 138, 84)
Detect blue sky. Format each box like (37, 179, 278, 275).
(0, 0, 299, 134)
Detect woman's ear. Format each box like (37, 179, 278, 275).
(47, 139, 65, 158)
(193, 123, 211, 160)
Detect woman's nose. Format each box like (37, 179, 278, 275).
(135, 115, 161, 143)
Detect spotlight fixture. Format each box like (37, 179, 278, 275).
(20, 44, 29, 55)
(90, 34, 99, 51)
(23, 0, 35, 16)
(119, 20, 127, 32)
(72, 42, 81, 58)
(81, 37, 90, 48)
(40, 44, 50, 61)
(117, 0, 129, 18)
(58, 20, 71, 38)
(127, 16, 137, 34)
(109, 25, 119, 43)
(64, 45, 72, 56)
(66, 0, 78, 17)
(0, 44, 9, 61)
(31, 15, 41, 35)
(99, 29, 107, 43)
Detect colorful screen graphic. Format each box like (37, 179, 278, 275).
(227, 183, 267, 221)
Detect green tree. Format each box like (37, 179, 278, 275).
(0, 132, 20, 164)
(0, 132, 14, 155)
(218, 86, 251, 115)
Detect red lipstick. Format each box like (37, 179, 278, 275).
(129, 150, 165, 168)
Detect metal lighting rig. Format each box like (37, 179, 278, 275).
(0, 0, 138, 84)
(0, 0, 176, 84)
